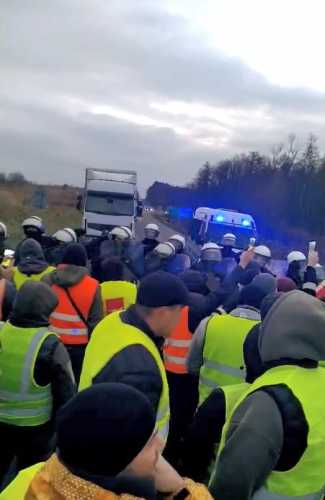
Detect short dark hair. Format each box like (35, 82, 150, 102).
(101, 257, 124, 281)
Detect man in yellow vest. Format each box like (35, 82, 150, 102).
(188, 275, 276, 405)
(210, 290, 325, 500)
(79, 271, 189, 442)
(99, 257, 137, 315)
(0, 281, 75, 486)
(11, 239, 55, 290)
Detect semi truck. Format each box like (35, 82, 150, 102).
(82, 168, 141, 237)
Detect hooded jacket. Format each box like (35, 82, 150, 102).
(43, 265, 102, 334)
(210, 291, 325, 500)
(16, 239, 49, 275)
(6, 281, 75, 417)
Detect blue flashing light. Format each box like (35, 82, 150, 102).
(242, 219, 251, 227)
(215, 214, 224, 223)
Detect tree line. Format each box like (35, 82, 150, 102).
(0, 172, 28, 185)
(146, 135, 325, 250)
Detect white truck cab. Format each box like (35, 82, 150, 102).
(82, 169, 140, 237)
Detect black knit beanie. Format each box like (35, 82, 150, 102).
(137, 271, 189, 307)
(56, 383, 156, 477)
(61, 243, 87, 267)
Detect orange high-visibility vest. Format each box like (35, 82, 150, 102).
(164, 306, 192, 374)
(0, 279, 6, 321)
(49, 275, 98, 345)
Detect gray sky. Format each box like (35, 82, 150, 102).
(2, 0, 325, 194)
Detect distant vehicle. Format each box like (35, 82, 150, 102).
(191, 207, 258, 248)
(82, 168, 141, 237)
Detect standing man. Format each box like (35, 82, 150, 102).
(79, 271, 189, 441)
(0, 282, 75, 484)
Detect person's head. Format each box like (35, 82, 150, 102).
(239, 282, 274, 311)
(0, 222, 8, 242)
(22, 216, 45, 241)
(168, 234, 186, 254)
(287, 250, 307, 280)
(18, 238, 46, 265)
(110, 226, 133, 245)
(61, 243, 88, 267)
(101, 257, 124, 282)
(144, 223, 160, 241)
(10, 281, 58, 328)
(154, 242, 176, 260)
(201, 242, 222, 263)
(251, 273, 277, 296)
(253, 245, 272, 268)
(259, 290, 325, 364)
(277, 277, 297, 293)
(179, 269, 209, 295)
(222, 233, 236, 248)
(52, 228, 77, 245)
(56, 383, 162, 479)
(136, 271, 189, 337)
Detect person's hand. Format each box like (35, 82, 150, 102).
(239, 247, 255, 269)
(308, 250, 319, 268)
(153, 456, 184, 495)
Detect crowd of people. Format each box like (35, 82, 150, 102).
(0, 215, 325, 499)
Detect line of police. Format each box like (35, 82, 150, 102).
(0, 216, 325, 499)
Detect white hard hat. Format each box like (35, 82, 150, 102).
(254, 245, 272, 259)
(110, 226, 133, 241)
(287, 251, 306, 264)
(22, 216, 44, 230)
(154, 242, 176, 259)
(0, 222, 8, 239)
(53, 228, 77, 244)
(222, 233, 236, 246)
(201, 242, 222, 262)
(169, 234, 186, 250)
(145, 223, 160, 233)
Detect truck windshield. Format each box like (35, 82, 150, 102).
(85, 192, 134, 216)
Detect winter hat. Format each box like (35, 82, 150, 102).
(277, 277, 297, 293)
(239, 284, 271, 310)
(61, 243, 87, 267)
(260, 292, 283, 320)
(137, 271, 189, 308)
(179, 270, 209, 295)
(252, 273, 277, 295)
(57, 383, 156, 477)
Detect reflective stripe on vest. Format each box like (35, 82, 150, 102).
(213, 366, 325, 499)
(0, 326, 53, 426)
(13, 266, 55, 290)
(164, 307, 192, 374)
(199, 313, 258, 405)
(49, 274, 98, 345)
(101, 281, 137, 316)
(79, 312, 170, 442)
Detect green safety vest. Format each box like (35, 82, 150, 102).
(100, 280, 137, 315)
(213, 365, 325, 499)
(199, 314, 258, 405)
(79, 312, 170, 441)
(0, 462, 44, 500)
(0, 323, 54, 427)
(13, 266, 55, 290)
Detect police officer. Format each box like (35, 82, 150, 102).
(142, 223, 160, 255)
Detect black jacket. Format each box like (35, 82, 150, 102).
(93, 306, 163, 414)
(9, 281, 76, 418)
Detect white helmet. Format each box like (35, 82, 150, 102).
(53, 228, 77, 244)
(22, 216, 44, 231)
(201, 242, 222, 262)
(154, 242, 176, 259)
(110, 226, 133, 241)
(169, 234, 186, 251)
(254, 245, 272, 259)
(222, 233, 236, 247)
(0, 222, 8, 239)
(287, 251, 306, 264)
(145, 223, 160, 239)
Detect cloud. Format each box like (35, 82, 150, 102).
(1, 0, 325, 194)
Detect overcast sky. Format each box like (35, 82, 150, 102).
(2, 0, 325, 194)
